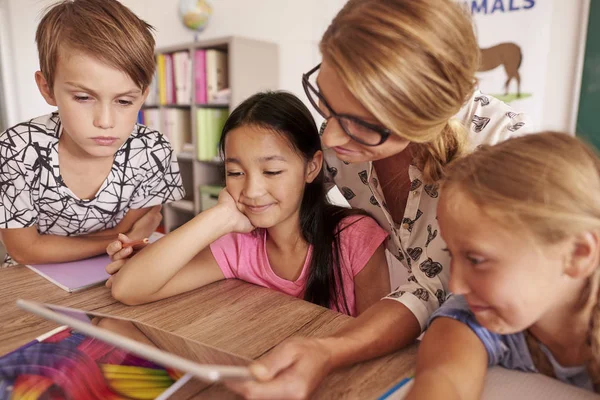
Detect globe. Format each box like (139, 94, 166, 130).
(179, 0, 212, 32)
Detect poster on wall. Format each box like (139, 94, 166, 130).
(458, 0, 553, 126)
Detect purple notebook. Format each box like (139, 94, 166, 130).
(26, 255, 111, 292)
(25, 232, 164, 292)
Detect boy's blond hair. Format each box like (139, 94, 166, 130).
(36, 0, 156, 91)
(320, 0, 479, 183)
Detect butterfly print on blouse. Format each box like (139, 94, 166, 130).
(319, 121, 327, 136)
(412, 288, 430, 302)
(407, 247, 423, 261)
(472, 115, 491, 133)
(506, 111, 517, 119)
(419, 257, 443, 278)
(425, 224, 438, 247)
(370, 196, 380, 207)
(388, 289, 406, 299)
(326, 164, 338, 178)
(340, 186, 356, 200)
(474, 95, 490, 106)
(436, 289, 446, 306)
(397, 250, 405, 262)
(358, 170, 368, 185)
(508, 122, 525, 132)
(424, 183, 439, 198)
(405, 254, 412, 269)
(402, 209, 423, 233)
(410, 179, 422, 191)
(408, 275, 418, 283)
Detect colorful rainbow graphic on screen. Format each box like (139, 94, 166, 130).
(0, 329, 184, 399)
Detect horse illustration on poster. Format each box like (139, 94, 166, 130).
(478, 42, 528, 101)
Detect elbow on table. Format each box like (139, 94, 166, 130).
(8, 248, 42, 266)
(110, 279, 145, 306)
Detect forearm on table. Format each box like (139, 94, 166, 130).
(86, 207, 154, 239)
(322, 299, 421, 369)
(12, 234, 116, 264)
(114, 206, 234, 296)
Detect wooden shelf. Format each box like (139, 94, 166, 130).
(196, 103, 229, 109)
(162, 104, 192, 109)
(170, 199, 195, 214)
(176, 151, 194, 161)
(154, 36, 278, 233)
(197, 159, 223, 166)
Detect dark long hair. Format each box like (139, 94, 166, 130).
(219, 91, 368, 314)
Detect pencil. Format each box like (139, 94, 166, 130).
(122, 238, 149, 248)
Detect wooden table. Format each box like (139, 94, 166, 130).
(0, 266, 416, 399)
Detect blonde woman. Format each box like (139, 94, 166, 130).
(406, 132, 600, 398)
(228, 0, 533, 397)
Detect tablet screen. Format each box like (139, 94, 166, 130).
(0, 324, 187, 400)
(4, 301, 252, 399)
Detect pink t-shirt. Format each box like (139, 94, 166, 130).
(210, 215, 388, 316)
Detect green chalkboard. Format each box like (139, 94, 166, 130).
(577, 0, 600, 148)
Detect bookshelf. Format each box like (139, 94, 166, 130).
(142, 36, 279, 232)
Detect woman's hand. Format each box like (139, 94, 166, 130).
(226, 337, 333, 399)
(217, 188, 255, 234)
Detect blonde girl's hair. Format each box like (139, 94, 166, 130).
(441, 131, 600, 392)
(320, 0, 479, 183)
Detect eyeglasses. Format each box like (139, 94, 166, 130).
(301, 63, 392, 147)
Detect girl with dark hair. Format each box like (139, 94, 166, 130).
(105, 91, 390, 316)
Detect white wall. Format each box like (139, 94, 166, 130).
(0, 0, 589, 132)
(542, 0, 589, 133)
(0, 0, 20, 127)
(2, 0, 348, 124)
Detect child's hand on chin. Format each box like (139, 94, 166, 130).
(217, 188, 255, 233)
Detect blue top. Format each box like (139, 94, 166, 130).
(428, 295, 593, 392)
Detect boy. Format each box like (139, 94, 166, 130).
(0, 0, 185, 267)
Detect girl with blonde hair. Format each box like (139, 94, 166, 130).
(229, 0, 533, 398)
(405, 132, 600, 398)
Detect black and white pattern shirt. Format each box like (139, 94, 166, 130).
(324, 90, 533, 330)
(0, 113, 185, 266)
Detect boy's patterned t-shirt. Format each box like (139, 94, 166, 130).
(0, 113, 185, 266)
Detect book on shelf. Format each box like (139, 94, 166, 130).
(194, 49, 207, 104)
(165, 53, 175, 105)
(205, 49, 229, 105)
(196, 108, 228, 162)
(157, 54, 167, 105)
(141, 108, 161, 133)
(173, 51, 192, 105)
(199, 185, 223, 211)
(162, 108, 191, 155)
(146, 69, 159, 105)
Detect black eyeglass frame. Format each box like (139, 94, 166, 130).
(301, 63, 392, 147)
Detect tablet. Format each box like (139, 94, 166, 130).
(15, 299, 254, 385)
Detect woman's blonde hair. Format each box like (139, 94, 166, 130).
(442, 132, 600, 392)
(320, 0, 479, 183)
